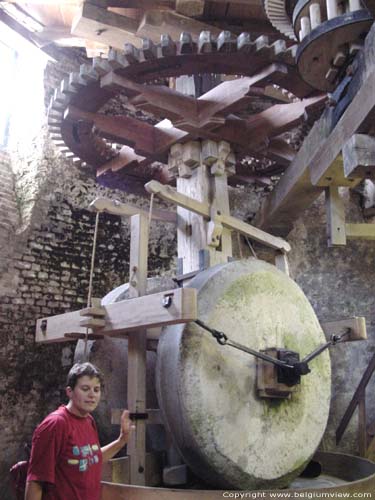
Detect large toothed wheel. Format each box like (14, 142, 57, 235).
(48, 30, 324, 190)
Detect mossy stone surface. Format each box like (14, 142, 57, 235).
(157, 259, 331, 489)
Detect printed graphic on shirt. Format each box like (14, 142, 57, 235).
(67, 444, 99, 472)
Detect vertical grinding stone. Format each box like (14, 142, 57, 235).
(156, 259, 331, 489)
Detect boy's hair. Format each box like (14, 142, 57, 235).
(66, 362, 103, 389)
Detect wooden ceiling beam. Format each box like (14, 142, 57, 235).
(137, 9, 222, 41)
(71, 1, 142, 49)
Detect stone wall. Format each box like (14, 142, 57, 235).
(1, 46, 375, 500)
(288, 193, 375, 455)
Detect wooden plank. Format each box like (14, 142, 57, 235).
(102, 453, 162, 486)
(343, 134, 375, 178)
(127, 214, 148, 485)
(145, 180, 291, 252)
(325, 186, 347, 246)
(196, 64, 290, 124)
(136, 9, 221, 42)
(89, 197, 176, 224)
(35, 287, 197, 343)
(64, 106, 185, 156)
(320, 317, 367, 341)
(71, 2, 142, 49)
(346, 223, 375, 240)
(336, 353, 375, 445)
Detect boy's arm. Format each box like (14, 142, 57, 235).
(25, 480, 43, 500)
(101, 410, 135, 463)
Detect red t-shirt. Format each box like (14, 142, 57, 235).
(27, 405, 102, 500)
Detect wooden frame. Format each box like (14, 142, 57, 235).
(35, 287, 197, 343)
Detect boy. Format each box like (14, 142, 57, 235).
(25, 362, 133, 500)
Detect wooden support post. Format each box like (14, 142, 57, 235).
(127, 213, 148, 485)
(326, 0, 340, 19)
(358, 393, 367, 457)
(174, 142, 211, 275)
(275, 252, 290, 276)
(325, 185, 347, 246)
(300, 17, 311, 40)
(310, 3, 322, 29)
(349, 0, 362, 11)
(342, 134, 375, 179)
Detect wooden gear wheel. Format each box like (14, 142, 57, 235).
(48, 30, 328, 191)
(156, 259, 332, 489)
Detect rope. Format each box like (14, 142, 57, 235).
(245, 237, 257, 258)
(84, 211, 101, 360)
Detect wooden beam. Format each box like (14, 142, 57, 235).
(101, 72, 198, 124)
(136, 9, 221, 42)
(35, 287, 197, 343)
(71, 1, 141, 49)
(320, 317, 367, 342)
(358, 396, 368, 457)
(345, 223, 375, 240)
(336, 353, 375, 445)
(197, 64, 290, 124)
(127, 214, 148, 485)
(325, 186, 346, 246)
(88, 197, 176, 224)
(343, 134, 375, 178)
(64, 106, 185, 155)
(96, 146, 148, 174)
(145, 180, 291, 252)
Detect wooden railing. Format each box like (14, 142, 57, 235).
(336, 353, 375, 459)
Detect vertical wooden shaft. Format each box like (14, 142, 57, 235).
(300, 17, 311, 39)
(127, 213, 148, 485)
(326, 0, 340, 19)
(310, 3, 322, 29)
(177, 162, 210, 274)
(358, 394, 367, 457)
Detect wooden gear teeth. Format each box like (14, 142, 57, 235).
(46, 29, 320, 187)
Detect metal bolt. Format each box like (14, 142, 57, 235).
(162, 294, 173, 308)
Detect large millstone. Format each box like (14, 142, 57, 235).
(74, 277, 176, 447)
(156, 259, 331, 490)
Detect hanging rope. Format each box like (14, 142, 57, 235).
(84, 211, 101, 360)
(148, 193, 154, 234)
